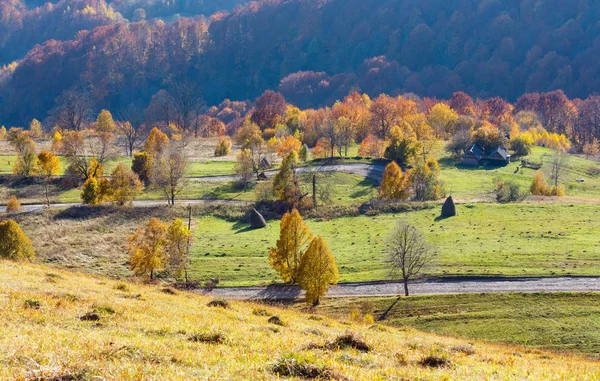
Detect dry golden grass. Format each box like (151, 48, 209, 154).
(1, 260, 599, 380)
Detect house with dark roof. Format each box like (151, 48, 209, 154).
(462, 144, 511, 166)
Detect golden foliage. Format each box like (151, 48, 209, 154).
(166, 218, 192, 279)
(0, 125, 6, 140)
(276, 135, 302, 158)
(298, 236, 339, 305)
(81, 176, 100, 205)
(269, 209, 313, 283)
(145, 127, 170, 158)
(530, 172, 564, 197)
(5, 196, 22, 214)
(110, 163, 143, 206)
(427, 103, 458, 137)
(0, 219, 34, 261)
(214, 136, 232, 157)
(37, 150, 61, 178)
(379, 161, 411, 201)
(28, 118, 43, 139)
(128, 217, 168, 279)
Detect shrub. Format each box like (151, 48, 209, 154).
(214, 136, 232, 157)
(207, 298, 229, 308)
(419, 350, 452, 368)
(24, 299, 41, 309)
(272, 355, 344, 380)
(5, 195, 22, 213)
(299, 144, 309, 161)
(114, 282, 130, 292)
(0, 219, 35, 261)
(161, 287, 177, 295)
(189, 332, 227, 344)
(495, 180, 527, 203)
(131, 151, 152, 184)
(326, 332, 371, 352)
(80, 312, 101, 321)
(81, 177, 100, 205)
(268, 316, 286, 326)
(252, 308, 270, 316)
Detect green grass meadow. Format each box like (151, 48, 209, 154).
(190, 202, 600, 286)
(316, 292, 600, 356)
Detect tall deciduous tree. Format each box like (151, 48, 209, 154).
(297, 236, 339, 305)
(273, 151, 303, 208)
(269, 209, 313, 283)
(385, 220, 436, 296)
(145, 127, 170, 159)
(129, 218, 168, 280)
(49, 89, 93, 131)
(166, 218, 192, 282)
(379, 161, 411, 201)
(110, 163, 143, 206)
(37, 150, 61, 206)
(0, 219, 35, 261)
(251, 90, 287, 130)
(151, 147, 188, 205)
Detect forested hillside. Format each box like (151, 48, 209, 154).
(2, 0, 600, 125)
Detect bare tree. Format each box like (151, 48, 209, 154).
(169, 82, 204, 135)
(547, 151, 570, 187)
(48, 89, 93, 131)
(385, 221, 436, 296)
(151, 147, 189, 205)
(117, 104, 145, 156)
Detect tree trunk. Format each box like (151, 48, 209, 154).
(45, 180, 50, 207)
(403, 278, 409, 296)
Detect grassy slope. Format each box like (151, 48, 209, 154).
(1, 261, 598, 380)
(192, 202, 600, 285)
(315, 293, 600, 356)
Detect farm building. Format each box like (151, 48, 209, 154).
(462, 144, 511, 166)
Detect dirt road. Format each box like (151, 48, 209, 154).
(202, 277, 600, 300)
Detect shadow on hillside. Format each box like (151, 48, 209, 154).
(378, 297, 401, 321)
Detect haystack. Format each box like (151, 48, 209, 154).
(441, 196, 456, 217)
(249, 208, 267, 229)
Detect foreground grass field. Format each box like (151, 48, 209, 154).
(315, 293, 600, 356)
(191, 202, 600, 285)
(1, 261, 599, 380)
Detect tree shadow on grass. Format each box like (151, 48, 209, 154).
(378, 296, 402, 321)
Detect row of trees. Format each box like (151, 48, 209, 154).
(5, 0, 600, 128)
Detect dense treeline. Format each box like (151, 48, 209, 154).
(0, 0, 247, 66)
(0, 0, 122, 65)
(3, 0, 600, 127)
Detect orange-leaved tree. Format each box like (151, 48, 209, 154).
(0, 219, 35, 261)
(379, 161, 411, 201)
(269, 209, 313, 283)
(297, 236, 339, 305)
(129, 218, 168, 280)
(37, 150, 61, 206)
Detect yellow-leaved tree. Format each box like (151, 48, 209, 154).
(269, 209, 313, 283)
(166, 218, 192, 282)
(145, 127, 170, 159)
(379, 161, 411, 201)
(37, 150, 61, 206)
(298, 236, 339, 305)
(129, 218, 168, 280)
(110, 163, 143, 206)
(29, 118, 43, 139)
(0, 219, 35, 261)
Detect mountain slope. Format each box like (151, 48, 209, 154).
(1, 260, 599, 380)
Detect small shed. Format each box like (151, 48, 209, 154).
(484, 146, 511, 166)
(462, 144, 484, 166)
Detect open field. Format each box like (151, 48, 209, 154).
(191, 202, 600, 286)
(10, 202, 600, 286)
(315, 293, 600, 356)
(440, 147, 600, 200)
(1, 261, 599, 380)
